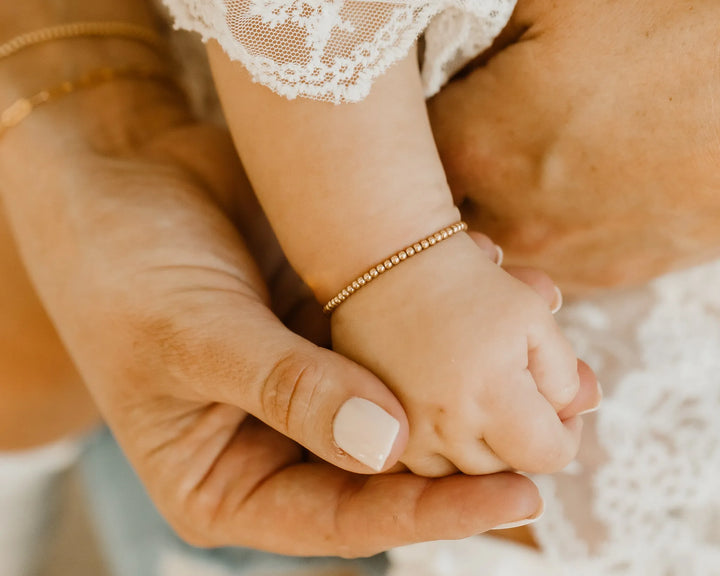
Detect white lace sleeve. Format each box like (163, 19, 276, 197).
(160, 0, 516, 103)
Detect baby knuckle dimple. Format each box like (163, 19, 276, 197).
(261, 350, 324, 436)
(451, 441, 509, 475)
(401, 451, 458, 478)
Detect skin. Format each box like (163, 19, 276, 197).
(429, 0, 720, 296)
(0, 203, 98, 450)
(427, 0, 720, 547)
(18, 0, 717, 558)
(209, 44, 586, 479)
(1, 0, 595, 555)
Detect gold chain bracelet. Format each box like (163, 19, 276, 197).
(0, 65, 177, 139)
(323, 221, 468, 315)
(0, 21, 167, 61)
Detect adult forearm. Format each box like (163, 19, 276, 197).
(0, 0, 162, 450)
(0, 0, 159, 37)
(0, 0, 166, 123)
(0, 0, 177, 276)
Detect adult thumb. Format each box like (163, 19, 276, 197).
(193, 307, 409, 474)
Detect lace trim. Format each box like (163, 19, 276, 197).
(161, 1, 516, 103)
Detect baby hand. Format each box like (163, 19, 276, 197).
(331, 232, 582, 477)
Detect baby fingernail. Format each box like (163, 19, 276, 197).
(551, 286, 563, 314)
(494, 244, 504, 266)
(491, 499, 545, 531)
(578, 405, 601, 416)
(333, 397, 400, 472)
(579, 381, 604, 415)
(578, 381, 604, 416)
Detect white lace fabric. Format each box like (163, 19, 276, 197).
(161, 0, 516, 103)
(531, 259, 720, 575)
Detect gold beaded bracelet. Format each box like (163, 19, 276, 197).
(0, 22, 175, 138)
(323, 221, 468, 315)
(0, 21, 167, 60)
(0, 65, 178, 139)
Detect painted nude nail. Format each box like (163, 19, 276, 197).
(491, 499, 545, 531)
(550, 286, 563, 314)
(333, 397, 400, 471)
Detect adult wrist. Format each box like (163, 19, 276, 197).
(0, 0, 167, 100)
(0, 13, 182, 172)
(0, 0, 160, 39)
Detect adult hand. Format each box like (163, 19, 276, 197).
(0, 33, 583, 556)
(429, 0, 720, 295)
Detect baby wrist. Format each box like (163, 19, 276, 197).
(323, 220, 468, 314)
(300, 201, 462, 303)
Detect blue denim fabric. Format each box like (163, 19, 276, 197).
(79, 429, 389, 576)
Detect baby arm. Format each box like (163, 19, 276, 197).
(208, 43, 582, 476)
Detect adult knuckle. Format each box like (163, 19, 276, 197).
(262, 350, 324, 436)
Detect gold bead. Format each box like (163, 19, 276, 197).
(323, 222, 466, 314)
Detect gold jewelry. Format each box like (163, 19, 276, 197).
(0, 65, 177, 138)
(0, 22, 167, 61)
(323, 221, 468, 315)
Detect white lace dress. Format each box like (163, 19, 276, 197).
(159, 2, 720, 574)
(161, 0, 516, 103)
